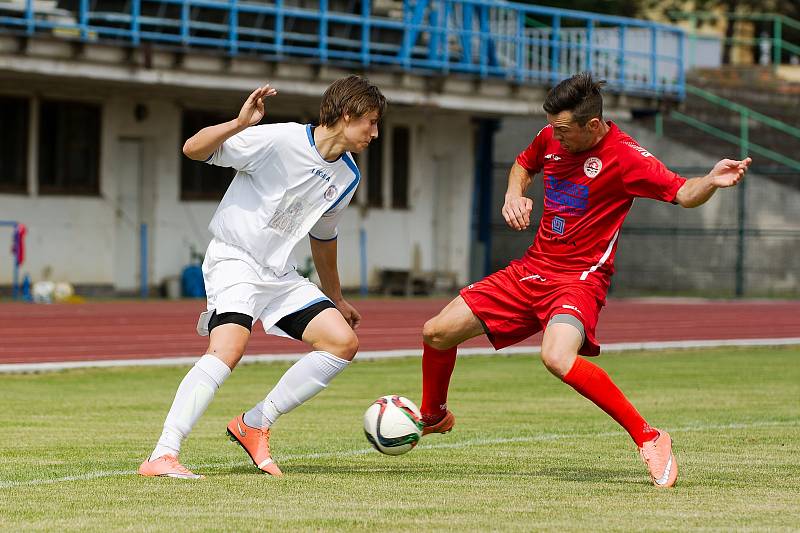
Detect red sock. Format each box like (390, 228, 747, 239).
(562, 357, 659, 446)
(420, 343, 457, 424)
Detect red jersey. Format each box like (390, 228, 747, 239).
(515, 122, 686, 289)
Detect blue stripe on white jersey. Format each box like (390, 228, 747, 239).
(327, 153, 361, 213)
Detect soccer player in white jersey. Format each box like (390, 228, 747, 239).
(138, 75, 387, 479)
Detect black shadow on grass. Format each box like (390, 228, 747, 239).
(532, 466, 642, 485)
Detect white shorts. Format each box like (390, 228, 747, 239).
(196, 238, 330, 339)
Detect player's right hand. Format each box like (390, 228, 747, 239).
(237, 85, 278, 128)
(502, 195, 533, 231)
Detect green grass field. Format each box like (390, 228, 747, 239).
(1, 347, 799, 532)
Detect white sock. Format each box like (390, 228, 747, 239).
(243, 350, 349, 429)
(150, 354, 231, 460)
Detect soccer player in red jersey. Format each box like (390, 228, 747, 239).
(419, 72, 751, 488)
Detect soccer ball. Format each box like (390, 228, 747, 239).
(363, 395, 423, 456)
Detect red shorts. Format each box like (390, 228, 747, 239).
(460, 260, 606, 356)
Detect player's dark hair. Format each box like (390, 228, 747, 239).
(319, 75, 387, 127)
(543, 72, 605, 125)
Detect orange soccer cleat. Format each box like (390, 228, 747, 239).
(138, 454, 204, 479)
(638, 429, 678, 488)
(421, 410, 456, 436)
(226, 414, 283, 477)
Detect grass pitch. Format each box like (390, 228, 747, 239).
(1, 346, 798, 532)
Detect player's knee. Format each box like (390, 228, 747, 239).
(315, 330, 359, 361)
(203, 345, 245, 369)
(540, 347, 573, 378)
(422, 317, 450, 350)
(422, 318, 441, 349)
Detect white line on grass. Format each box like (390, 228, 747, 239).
(1, 419, 795, 490)
(2, 337, 800, 373)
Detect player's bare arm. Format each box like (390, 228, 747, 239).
(182, 84, 278, 161)
(675, 157, 752, 208)
(310, 237, 362, 329)
(502, 162, 535, 231)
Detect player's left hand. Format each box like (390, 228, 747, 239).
(335, 299, 362, 330)
(708, 157, 751, 188)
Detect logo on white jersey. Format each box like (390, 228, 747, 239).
(312, 168, 333, 182)
(583, 157, 602, 178)
(324, 185, 338, 201)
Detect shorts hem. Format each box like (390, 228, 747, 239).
(544, 307, 600, 357)
(460, 287, 519, 351)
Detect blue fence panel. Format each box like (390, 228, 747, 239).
(0, 0, 685, 98)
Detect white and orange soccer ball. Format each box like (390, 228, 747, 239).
(363, 395, 423, 456)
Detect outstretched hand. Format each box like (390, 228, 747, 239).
(502, 195, 534, 231)
(237, 85, 278, 128)
(708, 157, 752, 188)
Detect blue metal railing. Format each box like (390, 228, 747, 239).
(0, 0, 685, 98)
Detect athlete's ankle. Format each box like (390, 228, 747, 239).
(421, 410, 446, 426)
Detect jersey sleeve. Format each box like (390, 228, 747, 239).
(309, 207, 344, 241)
(205, 125, 273, 173)
(309, 179, 359, 241)
(620, 142, 687, 202)
(515, 125, 551, 174)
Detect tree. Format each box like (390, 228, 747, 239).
(648, 0, 797, 64)
(515, 0, 643, 18)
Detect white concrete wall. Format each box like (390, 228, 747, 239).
(0, 91, 475, 291)
(293, 113, 475, 288)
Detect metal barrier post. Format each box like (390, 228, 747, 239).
(361, 0, 370, 67)
(618, 25, 626, 87)
(319, 0, 328, 62)
(0, 221, 20, 299)
(140, 223, 148, 299)
(550, 15, 560, 83)
(360, 228, 368, 297)
(736, 109, 749, 297)
(229, 0, 239, 56)
(276, 0, 284, 55)
(650, 25, 658, 94)
(687, 13, 696, 69)
(79, 0, 88, 40)
(132, 0, 140, 46)
(25, 0, 33, 35)
(585, 19, 594, 73)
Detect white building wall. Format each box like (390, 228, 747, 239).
(291, 113, 474, 288)
(0, 93, 475, 291)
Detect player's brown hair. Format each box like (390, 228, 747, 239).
(318, 75, 387, 127)
(543, 72, 605, 125)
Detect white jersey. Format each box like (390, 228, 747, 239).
(206, 122, 360, 274)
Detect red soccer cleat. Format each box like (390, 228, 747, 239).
(421, 410, 456, 436)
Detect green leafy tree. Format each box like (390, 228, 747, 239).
(650, 0, 799, 63)
(514, 0, 643, 18)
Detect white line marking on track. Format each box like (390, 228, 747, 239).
(1, 420, 795, 490)
(2, 337, 799, 373)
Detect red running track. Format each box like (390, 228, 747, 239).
(1, 298, 799, 364)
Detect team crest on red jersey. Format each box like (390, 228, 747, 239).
(583, 157, 602, 178)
